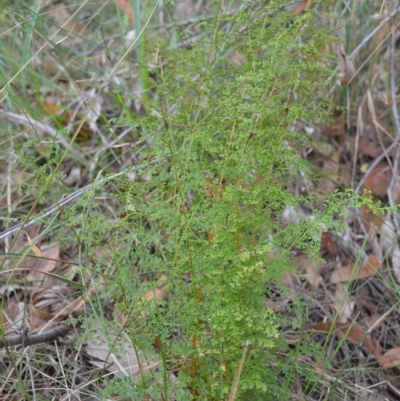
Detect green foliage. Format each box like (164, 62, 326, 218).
(0, 1, 374, 400)
(88, 4, 350, 400)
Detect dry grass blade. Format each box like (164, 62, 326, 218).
(228, 341, 249, 401)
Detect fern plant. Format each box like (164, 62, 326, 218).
(86, 3, 348, 400)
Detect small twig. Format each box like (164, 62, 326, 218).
(0, 325, 72, 348)
(351, 96, 366, 188)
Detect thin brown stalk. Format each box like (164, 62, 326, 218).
(228, 341, 249, 401)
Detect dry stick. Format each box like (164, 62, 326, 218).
(351, 95, 367, 189)
(228, 341, 249, 401)
(0, 325, 71, 348)
(387, 26, 400, 233)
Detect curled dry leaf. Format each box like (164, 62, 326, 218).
(335, 324, 381, 356)
(2, 301, 26, 335)
(293, 0, 311, 13)
(378, 347, 400, 369)
(333, 283, 354, 324)
(85, 322, 158, 379)
(360, 298, 379, 314)
(330, 254, 381, 283)
(139, 274, 168, 317)
(359, 137, 388, 158)
(364, 162, 392, 197)
(25, 231, 43, 257)
(318, 142, 345, 194)
(324, 112, 346, 136)
(31, 285, 76, 322)
(49, 4, 85, 35)
(338, 44, 356, 85)
(116, 0, 135, 22)
(283, 332, 301, 344)
(9, 224, 41, 253)
(63, 166, 81, 187)
(41, 101, 93, 142)
(26, 244, 60, 282)
(303, 260, 321, 287)
(312, 321, 381, 356)
(310, 138, 335, 157)
(321, 231, 339, 257)
(362, 192, 384, 231)
(380, 219, 397, 256)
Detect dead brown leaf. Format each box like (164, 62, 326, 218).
(303, 260, 321, 286)
(116, 0, 135, 22)
(330, 254, 381, 283)
(321, 231, 339, 257)
(227, 49, 246, 63)
(338, 44, 356, 85)
(318, 142, 344, 194)
(324, 112, 346, 136)
(293, 0, 311, 13)
(9, 224, 41, 253)
(360, 137, 385, 158)
(2, 301, 26, 335)
(25, 231, 43, 257)
(139, 274, 168, 317)
(333, 283, 354, 323)
(312, 321, 381, 356)
(378, 348, 400, 369)
(364, 162, 392, 198)
(283, 332, 301, 344)
(312, 321, 338, 332)
(26, 244, 60, 282)
(335, 324, 381, 356)
(31, 285, 76, 325)
(41, 101, 93, 142)
(49, 4, 85, 35)
(362, 204, 384, 231)
(360, 299, 379, 314)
